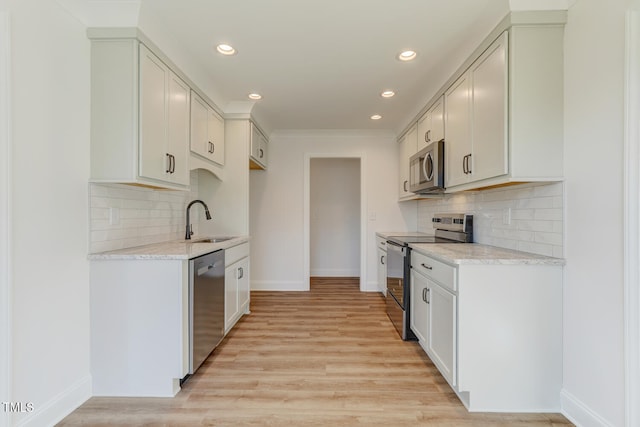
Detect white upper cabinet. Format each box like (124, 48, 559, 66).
(250, 122, 268, 170)
(190, 91, 225, 166)
(445, 32, 507, 188)
(403, 12, 565, 193)
(444, 72, 473, 188)
(90, 37, 192, 190)
(417, 96, 444, 151)
(398, 124, 417, 200)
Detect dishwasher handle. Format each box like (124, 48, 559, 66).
(197, 264, 214, 276)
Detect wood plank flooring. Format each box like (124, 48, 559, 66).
(58, 278, 573, 426)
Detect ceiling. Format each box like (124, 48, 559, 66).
(136, 0, 515, 134)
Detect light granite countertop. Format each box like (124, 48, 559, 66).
(410, 243, 565, 266)
(88, 236, 250, 260)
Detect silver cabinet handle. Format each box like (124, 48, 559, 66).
(426, 288, 431, 304)
(208, 141, 215, 154)
(403, 180, 408, 192)
(259, 148, 264, 158)
(422, 287, 427, 302)
(380, 255, 385, 265)
(425, 130, 431, 143)
(421, 263, 433, 270)
(237, 267, 244, 280)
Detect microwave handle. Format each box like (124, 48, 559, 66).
(423, 152, 434, 182)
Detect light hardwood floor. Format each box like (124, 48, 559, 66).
(58, 278, 572, 426)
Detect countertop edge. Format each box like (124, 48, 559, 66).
(410, 243, 566, 266)
(88, 236, 251, 261)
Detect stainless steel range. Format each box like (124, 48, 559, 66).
(385, 213, 473, 340)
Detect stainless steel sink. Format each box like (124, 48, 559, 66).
(190, 237, 234, 244)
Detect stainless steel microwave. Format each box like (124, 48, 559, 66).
(409, 139, 445, 194)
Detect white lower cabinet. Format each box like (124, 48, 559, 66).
(90, 259, 190, 397)
(410, 268, 456, 388)
(410, 248, 562, 412)
(224, 242, 250, 333)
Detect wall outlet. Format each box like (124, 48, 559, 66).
(502, 208, 511, 225)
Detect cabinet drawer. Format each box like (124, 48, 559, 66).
(411, 250, 456, 292)
(226, 242, 249, 266)
(376, 236, 388, 251)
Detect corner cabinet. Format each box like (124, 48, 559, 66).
(191, 91, 225, 166)
(409, 248, 563, 412)
(398, 124, 417, 201)
(249, 122, 268, 170)
(90, 38, 191, 190)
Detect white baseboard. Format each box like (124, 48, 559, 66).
(15, 375, 91, 427)
(250, 280, 306, 291)
(561, 389, 614, 427)
(309, 269, 360, 277)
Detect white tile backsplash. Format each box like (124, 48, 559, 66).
(89, 171, 200, 253)
(418, 182, 564, 257)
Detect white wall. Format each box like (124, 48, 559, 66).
(1, 10, 11, 427)
(310, 158, 361, 277)
(562, 0, 629, 425)
(7, 0, 92, 426)
(249, 130, 417, 291)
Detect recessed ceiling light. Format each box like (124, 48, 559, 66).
(398, 50, 417, 61)
(216, 44, 236, 55)
(381, 90, 395, 98)
(370, 114, 382, 120)
(248, 93, 262, 100)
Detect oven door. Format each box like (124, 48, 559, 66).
(386, 241, 406, 308)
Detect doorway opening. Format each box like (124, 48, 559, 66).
(304, 155, 366, 291)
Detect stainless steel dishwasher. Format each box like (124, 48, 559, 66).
(189, 249, 225, 374)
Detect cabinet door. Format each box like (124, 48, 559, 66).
(417, 110, 431, 151)
(417, 96, 444, 151)
(398, 124, 417, 199)
(430, 96, 445, 143)
(237, 257, 250, 313)
(167, 72, 190, 185)
(139, 45, 169, 182)
(471, 32, 508, 182)
(250, 123, 267, 168)
(190, 93, 209, 158)
(427, 282, 457, 387)
(445, 72, 472, 188)
(224, 263, 239, 332)
(208, 108, 225, 166)
(377, 248, 386, 294)
(410, 270, 429, 345)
